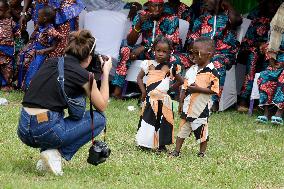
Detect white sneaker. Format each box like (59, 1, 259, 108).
(36, 159, 47, 172)
(40, 149, 63, 176)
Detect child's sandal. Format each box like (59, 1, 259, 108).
(197, 152, 205, 158)
(256, 115, 268, 124)
(271, 116, 283, 125)
(169, 150, 180, 157)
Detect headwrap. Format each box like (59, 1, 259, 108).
(268, 2, 284, 54)
(148, 0, 164, 3)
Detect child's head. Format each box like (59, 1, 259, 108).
(191, 37, 215, 67)
(9, 0, 21, 7)
(38, 6, 55, 26)
(0, 0, 8, 19)
(153, 35, 173, 64)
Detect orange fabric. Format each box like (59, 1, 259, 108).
(146, 70, 167, 86)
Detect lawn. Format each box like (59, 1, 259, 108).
(0, 91, 284, 188)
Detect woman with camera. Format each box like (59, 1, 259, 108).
(17, 30, 112, 176)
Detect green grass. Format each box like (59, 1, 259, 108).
(1, 91, 284, 188)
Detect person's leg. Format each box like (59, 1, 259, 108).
(193, 123, 209, 157)
(271, 69, 284, 123)
(112, 44, 146, 98)
(112, 45, 132, 98)
(258, 68, 281, 107)
(275, 109, 284, 118)
(199, 141, 207, 156)
(170, 119, 188, 157)
(0, 60, 14, 91)
(239, 49, 259, 109)
(58, 111, 106, 161)
(211, 55, 227, 112)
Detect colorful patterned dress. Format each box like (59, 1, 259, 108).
(18, 24, 63, 90)
(178, 63, 219, 142)
(258, 34, 284, 109)
(0, 18, 20, 87)
(186, 12, 239, 104)
(163, 2, 190, 22)
(239, 9, 272, 101)
(112, 10, 191, 88)
(136, 60, 179, 149)
(32, 0, 85, 57)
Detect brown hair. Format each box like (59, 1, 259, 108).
(65, 30, 96, 61)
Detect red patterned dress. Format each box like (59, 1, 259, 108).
(238, 8, 272, 102)
(186, 12, 239, 104)
(0, 18, 20, 88)
(32, 0, 85, 57)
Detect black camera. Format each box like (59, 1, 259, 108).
(87, 53, 110, 74)
(87, 140, 111, 166)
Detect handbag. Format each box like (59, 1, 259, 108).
(57, 57, 86, 120)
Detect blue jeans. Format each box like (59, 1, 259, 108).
(17, 108, 106, 160)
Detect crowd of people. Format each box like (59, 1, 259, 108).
(0, 0, 283, 176)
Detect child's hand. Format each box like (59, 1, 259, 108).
(141, 91, 146, 102)
(36, 49, 46, 55)
(178, 103, 183, 115)
(188, 83, 201, 93)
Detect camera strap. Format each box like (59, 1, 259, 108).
(89, 73, 107, 144)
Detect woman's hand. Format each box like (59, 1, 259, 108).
(100, 55, 112, 74)
(129, 46, 145, 60)
(19, 15, 27, 31)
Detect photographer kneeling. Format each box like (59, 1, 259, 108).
(17, 30, 112, 176)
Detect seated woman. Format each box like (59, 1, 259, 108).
(112, 0, 191, 99)
(17, 30, 112, 175)
(237, 0, 281, 112)
(186, 0, 242, 111)
(257, 3, 284, 125)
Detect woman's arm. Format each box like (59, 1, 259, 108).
(83, 56, 112, 112)
(19, 0, 32, 30)
(221, 0, 242, 28)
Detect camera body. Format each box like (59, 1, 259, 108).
(87, 53, 103, 74)
(87, 140, 111, 166)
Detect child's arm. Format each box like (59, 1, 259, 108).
(37, 44, 57, 55)
(37, 28, 64, 55)
(137, 69, 146, 101)
(178, 89, 186, 114)
(188, 83, 217, 94)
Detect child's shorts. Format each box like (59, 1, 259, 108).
(177, 122, 209, 143)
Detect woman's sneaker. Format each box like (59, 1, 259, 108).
(36, 159, 47, 172)
(40, 149, 63, 176)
